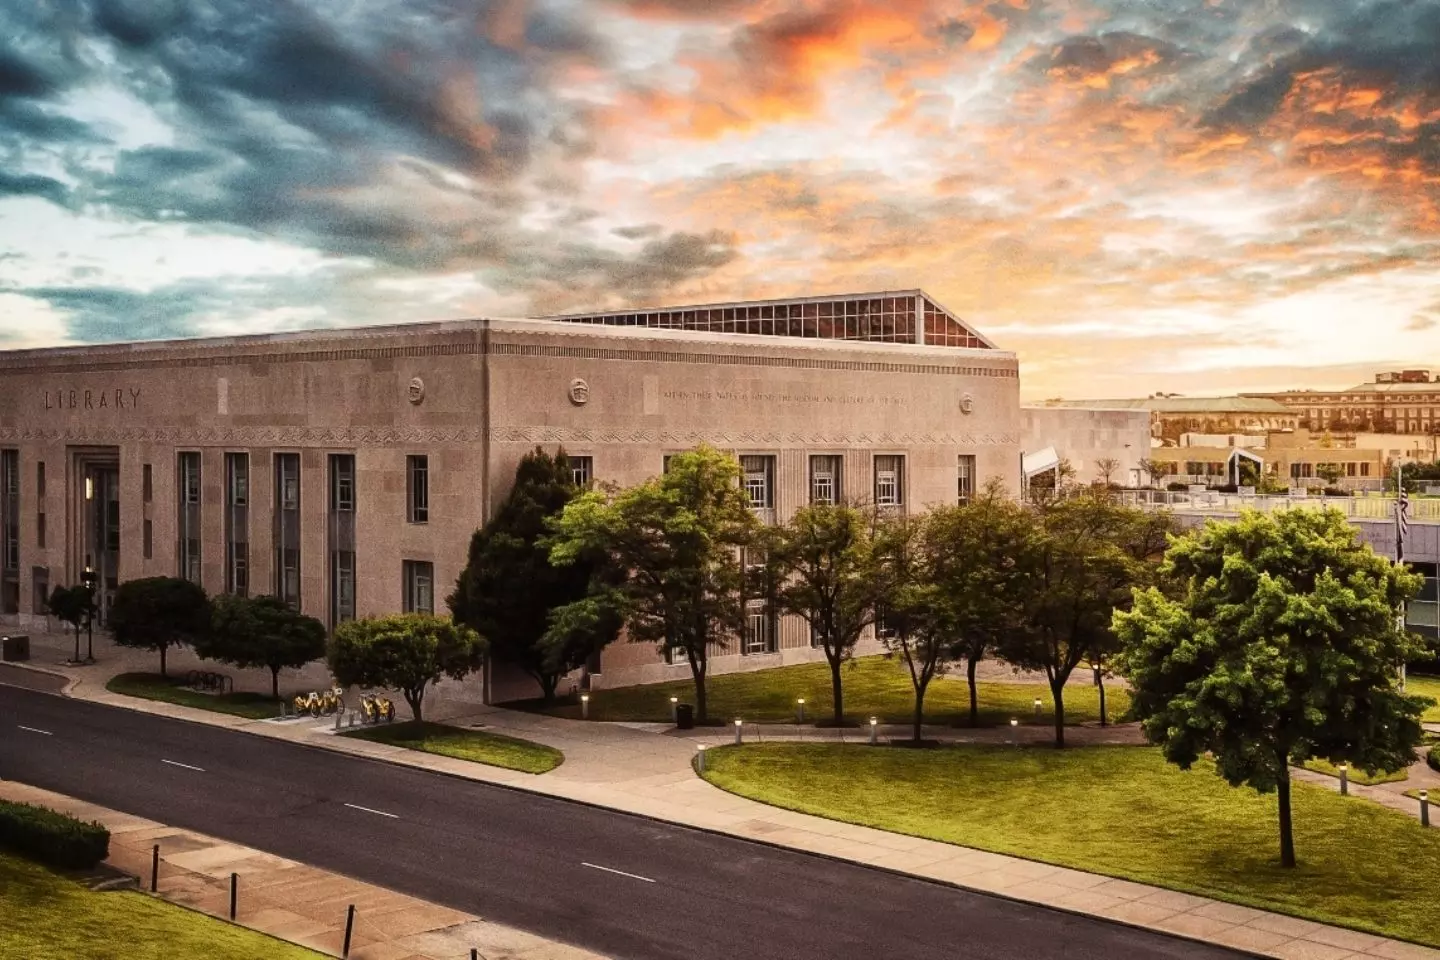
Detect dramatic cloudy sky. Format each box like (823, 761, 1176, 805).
(2, 0, 1439, 398)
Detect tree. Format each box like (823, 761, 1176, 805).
(47, 584, 93, 656)
(873, 511, 949, 743)
(1137, 459, 1169, 489)
(1094, 457, 1120, 487)
(1114, 508, 1433, 868)
(328, 613, 485, 722)
(918, 484, 1038, 727)
(996, 493, 1171, 747)
(1316, 463, 1344, 487)
(765, 502, 880, 725)
(548, 446, 758, 723)
(449, 448, 619, 703)
(197, 595, 327, 699)
(108, 577, 212, 678)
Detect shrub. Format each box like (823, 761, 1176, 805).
(1166, 482, 1190, 492)
(1429, 747, 1440, 774)
(0, 800, 110, 869)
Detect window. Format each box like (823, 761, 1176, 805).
(143, 519, 153, 559)
(874, 455, 905, 507)
(569, 456, 593, 488)
(177, 453, 201, 584)
(36, 462, 44, 499)
(403, 560, 434, 615)
(274, 454, 301, 607)
(227, 542, 249, 597)
(957, 454, 976, 505)
(143, 464, 152, 502)
(406, 455, 429, 523)
(1, 451, 17, 602)
(280, 463, 299, 510)
(331, 454, 355, 512)
(809, 455, 842, 505)
(742, 601, 777, 655)
(279, 548, 300, 605)
(741, 455, 775, 512)
(227, 454, 249, 506)
(224, 453, 249, 596)
(32, 566, 49, 614)
(37, 512, 45, 550)
(332, 550, 355, 624)
(1362, 462, 1372, 477)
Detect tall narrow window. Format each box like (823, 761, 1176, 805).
(0, 450, 17, 614)
(224, 453, 249, 596)
(741, 546, 776, 655)
(177, 452, 201, 584)
(874, 455, 905, 507)
(143, 519, 153, 559)
(274, 453, 301, 607)
(35, 461, 44, 549)
(809, 455, 842, 505)
(403, 560, 434, 615)
(569, 456, 593, 488)
(142, 463, 152, 503)
(329, 454, 357, 626)
(957, 454, 976, 505)
(36, 462, 44, 498)
(406, 455, 429, 523)
(741, 455, 775, 522)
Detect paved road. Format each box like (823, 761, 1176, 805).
(0, 685, 1249, 960)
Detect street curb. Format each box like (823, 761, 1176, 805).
(0, 660, 81, 696)
(9, 682, 1292, 960)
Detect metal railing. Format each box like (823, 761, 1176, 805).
(1119, 489, 1440, 522)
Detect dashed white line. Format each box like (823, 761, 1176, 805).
(343, 802, 399, 820)
(160, 759, 205, 772)
(581, 862, 656, 883)
(17, 725, 52, 736)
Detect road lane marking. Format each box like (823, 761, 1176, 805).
(581, 862, 656, 883)
(344, 803, 398, 819)
(17, 725, 53, 736)
(160, 759, 205, 772)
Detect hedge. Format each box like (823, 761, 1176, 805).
(1428, 747, 1439, 775)
(0, 800, 110, 869)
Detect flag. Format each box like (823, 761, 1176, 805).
(1396, 486, 1410, 562)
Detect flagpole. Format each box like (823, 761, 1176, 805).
(1396, 460, 1407, 692)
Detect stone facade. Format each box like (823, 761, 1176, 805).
(1019, 407, 1152, 487)
(0, 313, 1021, 699)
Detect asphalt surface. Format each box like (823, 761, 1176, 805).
(0, 683, 1252, 960)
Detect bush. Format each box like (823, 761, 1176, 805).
(0, 801, 110, 869)
(1429, 747, 1440, 774)
(1166, 482, 1190, 492)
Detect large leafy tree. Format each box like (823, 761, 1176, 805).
(764, 503, 879, 726)
(108, 577, 212, 678)
(919, 485, 1038, 727)
(1115, 508, 1433, 868)
(196, 595, 327, 698)
(47, 584, 94, 658)
(547, 446, 759, 723)
(328, 613, 486, 722)
(449, 448, 619, 703)
(996, 493, 1171, 747)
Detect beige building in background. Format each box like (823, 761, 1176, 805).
(1019, 407, 1151, 487)
(0, 290, 1034, 698)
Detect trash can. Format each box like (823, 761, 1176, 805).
(1, 634, 30, 662)
(675, 703, 695, 730)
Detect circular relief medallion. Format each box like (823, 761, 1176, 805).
(569, 378, 590, 406)
(408, 377, 426, 405)
(960, 392, 975, 415)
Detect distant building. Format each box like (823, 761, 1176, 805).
(1036, 396, 1298, 444)
(1244, 371, 1440, 435)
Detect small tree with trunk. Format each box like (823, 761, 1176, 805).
(47, 584, 93, 655)
(196, 594, 327, 698)
(764, 502, 879, 726)
(873, 511, 948, 743)
(327, 613, 485, 722)
(449, 448, 618, 703)
(1138, 459, 1169, 488)
(547, 446, 758, 723)
(1115, 508, 1432, 868)
(108, 577, 212, 678)
(996, 493, 1171, 747)
(1094, 457, 1121, 487)
(918, 483, 1038, 727)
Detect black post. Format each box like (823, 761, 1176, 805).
(472, 951, 478, 960)
(150, 844, 159, 892)
(229, 872, 237, 921)
(342, 904, 355, 958)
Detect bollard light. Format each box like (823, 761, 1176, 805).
(1421, 790, 1430, 828)
(1010, 717, 1018, 746)
(1338, 763, 1349, 796)
(868, 716, 878, 745)
(734, 718, 743, 744)
(1033, 697, 1042, 717)
(696, 743, 707, 774)
(670, 696, 679, 724)
(581, 694, 590, 720)
(797, 697, 806, 723)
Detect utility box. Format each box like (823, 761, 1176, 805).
(675, 703, 695, 730)
(1, 635, 31, 662)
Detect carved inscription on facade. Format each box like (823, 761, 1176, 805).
(44, 387, 142, 411)
(661, 389, 906, 406)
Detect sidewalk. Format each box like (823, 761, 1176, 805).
(0, 780, 606, 960)
(7, 630, 1440, 960)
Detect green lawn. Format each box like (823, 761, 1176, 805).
(703, 743, 1440, 947)
(1408, 674, 1440, 723)
(342, 721, 564, 774)
(531, 655, 1126, 726)
(106, 673, 282, 720)
(0, 853, 323, 960)
(1302, 758, 1411, 786)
